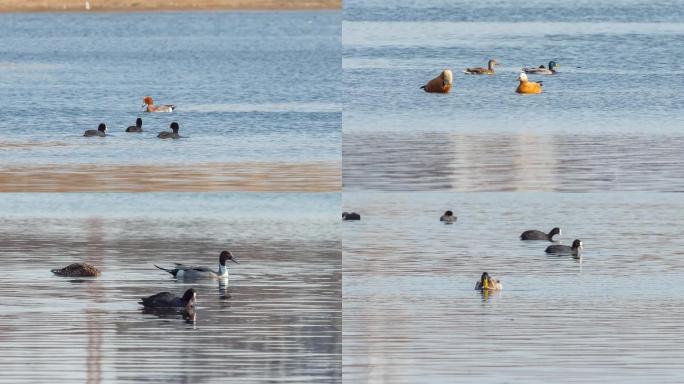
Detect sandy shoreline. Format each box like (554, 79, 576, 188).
(0, 0, 340, 13)
(0, 162, 340, 192)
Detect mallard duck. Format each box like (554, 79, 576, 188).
(521, 227, 561, 241)
(51, 263, 101, 277)
(142, 96, 175, 113)
(157, 122, 180, 139)
(154, 250, 239, 280)
(83, 123, 107, 137)
(420, 69, 453, 93)
(516, 72, 543, 94)
(523, 61, 559, 75)
(126, 118, 143, 132)
(440, 210, 457, 223)
(342, 212, 361, 221)
(546, 239, 582, 257)
(475, 272, 502, 291)
(139, 288, 197, 309)
(464, 59, 498, 75)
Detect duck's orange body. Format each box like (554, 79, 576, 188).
(421, 70, 453, 93)
(516, 81, 542, 94)
(516, 73, 543, 94)
(424, 81, 452, 93)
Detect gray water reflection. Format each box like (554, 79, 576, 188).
(343, 192, 684, 383)
(344, 133, 684, 191)
(0, 193, 341, 383)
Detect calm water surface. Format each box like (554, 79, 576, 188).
(343, 192, 684, 383)
(342, 0, 684, 191)
(0, 12, 340, 190)
(0, 193, 341, 383)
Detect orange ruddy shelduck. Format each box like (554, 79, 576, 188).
(142, 96, 175, 112)
(515, 72, 543, 94)
(421, 69, 453, 93)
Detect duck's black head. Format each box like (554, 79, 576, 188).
(98, 123, 106, 132)
(182, 288, 197, 306)
(342, 212, 349, 218)
(572, 239, 582, 250)
(444, 210, 454, 217)
(549, 227, 561, 237)
(136, 118, 142, 127)
(170, 122, 179, 133)
(480, 272, 490, 283)
(220, 250, 239, 265)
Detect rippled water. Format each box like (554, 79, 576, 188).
(0, 12, 340, 190)
(0, 193, 341, 383)
(342, 0, 684, 191)
(343, 192, 684, 383)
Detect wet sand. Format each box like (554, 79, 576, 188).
(0, 162, 340, 192)
(0, 0, 339, 12)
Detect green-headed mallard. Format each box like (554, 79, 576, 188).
(523, 61, 559, 75)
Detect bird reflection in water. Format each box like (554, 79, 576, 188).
(479, 289, 501, 302)
(142, 307, 197, 326)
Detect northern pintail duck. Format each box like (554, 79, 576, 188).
(142, 96, 175, 113)
(421, 69, 453, 93)
(523, 61, 559, 75)
(440, 210, 457, 223)
(84, 123, 107, 137)
(546, 239, 582, 257)
(155, 250, 239, 280)
(475, 272, 502, 291)
(126, 118, 143, 132)
(464, 59, 498, 75)
(342, 212, 361, 221)
(521, 227, 561, 241)
(51, 263, 101, 277)
(157, 122, 180, 139)
(516, 72, 543, 94)
(139, 288, 197, 309)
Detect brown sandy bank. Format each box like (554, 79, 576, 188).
(0, 162, 340, 192)
(0, 0, 340, 13)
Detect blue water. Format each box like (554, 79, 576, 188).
(0, 12, 340, 166)
(342, 0, 684, 191)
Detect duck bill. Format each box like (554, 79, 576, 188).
(231, 258, 240, 264)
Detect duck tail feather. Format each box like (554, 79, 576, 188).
(154, 264, 173, 273)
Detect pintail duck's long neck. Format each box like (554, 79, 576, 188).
(218, 263, 228, 277)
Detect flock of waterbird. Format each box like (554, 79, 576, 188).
(60, 65, 566, 306)
(421, 58, 559, 94)
(343, 210, 583, 292)
(51, 250, 240, 312)
(83, 96, 181, 138)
